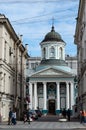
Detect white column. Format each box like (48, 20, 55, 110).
(57, 47, 59, 59)
(66, 82, 70, 109)
(43, 82, 47, 110)
(29, 82, 33, 109)
(63, 48, 65, 60)
(56, 46, 58, 59)
(34, 82, 38, 109)
(70, 82, 74, 109)
(56, 82, 60, 110)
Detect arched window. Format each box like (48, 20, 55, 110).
(59, 47, 63, 59)
(50, 46, 55, 58)
(43, 47, 46, 59)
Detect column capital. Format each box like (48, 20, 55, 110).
(34, 81, 37, 83)
(69, 81, 74, 84)
(66, 82, 69, 85)
(29, 82, 32, 84)
(56, 82, 60, 85)
(43, 82, 47, 85)
(33, 82, 37, 85)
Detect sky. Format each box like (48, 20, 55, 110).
(0, 0, 79, 57)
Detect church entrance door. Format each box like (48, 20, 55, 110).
(48, 99, 55, 115)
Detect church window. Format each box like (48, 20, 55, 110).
(50, 46, 55, 58)
(59, 47, 63, 59)
(43, 47, 46, 59)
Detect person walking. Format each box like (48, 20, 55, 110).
(23, 109, 30, 124)
(83, 110, 86, 123)
(8, 108, 12, 125)
(82, 110, 86, 123)
(67, 108, 71, 121)
(26, 109, 30, 124)
(23, 110, 27, 123)
(62, 108, 66, 118)
(12, 110, 16, 125)
(80, 110, 83, 123)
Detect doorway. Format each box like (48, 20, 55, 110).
(48, 100, 55, 115)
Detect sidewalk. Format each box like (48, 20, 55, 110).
(0, 119, 86, 129)
(0, 115, 86, 129)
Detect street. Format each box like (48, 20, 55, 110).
(0, 115, 86, 130)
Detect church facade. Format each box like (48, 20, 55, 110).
(28, 26, 76, 115)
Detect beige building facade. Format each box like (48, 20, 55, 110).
(74, 0, 86, 113)
(0, 14, 29, 121)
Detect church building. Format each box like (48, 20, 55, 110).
(28, 25, 76, 115)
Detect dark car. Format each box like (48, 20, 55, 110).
(35, 110, 42, 117)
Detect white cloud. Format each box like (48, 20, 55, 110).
(0, 0, 79, 56)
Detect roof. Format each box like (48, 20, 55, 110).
(41, 26, 64, 42)
(40, 59, 67, 66)
(35, 64, 74, 74)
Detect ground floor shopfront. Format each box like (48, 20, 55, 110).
(29, 80, 75, 115)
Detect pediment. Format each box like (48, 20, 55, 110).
(31, 67, 73, 77)
(39, 68, 63, 75)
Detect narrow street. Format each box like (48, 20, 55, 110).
(0, 115, 86, 130)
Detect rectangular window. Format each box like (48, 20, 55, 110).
(4, 41, 6, 61)
(3, 74, 6, 92)
(31, 63, 35, 69)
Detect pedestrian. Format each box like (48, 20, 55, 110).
(80, 110, 83, 123)
(26, 109, 30, 124)
(23, 110, 27, 123)
(83, 110, 86, 123)
(81, 110, 86, 123)
(12, 110, 16, 125)
(62, 108, 66, 118)
(8, 108, 12, 125)
(67, 108, 71, 121)
(23, 109, 30, 124)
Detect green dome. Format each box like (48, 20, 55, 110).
(42, 26, 64, 42)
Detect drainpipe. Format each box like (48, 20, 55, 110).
(14, 38, 20, 113)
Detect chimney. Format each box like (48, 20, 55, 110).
(18, 34, 23, 41)
(25, 44, 28, 52)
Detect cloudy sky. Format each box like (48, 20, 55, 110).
(0, 0, 79, 57)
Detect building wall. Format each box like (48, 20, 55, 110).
(74, 0, 86, 113)
(65, 55, 77, 75)
(0, 14, 29, 121)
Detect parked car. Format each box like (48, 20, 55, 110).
(35, 109, 42, 117)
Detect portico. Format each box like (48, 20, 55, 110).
(29, 80, 74, 115)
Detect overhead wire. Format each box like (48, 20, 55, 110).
(11, 8, 72, 23)
(0, 0, 60, 4)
